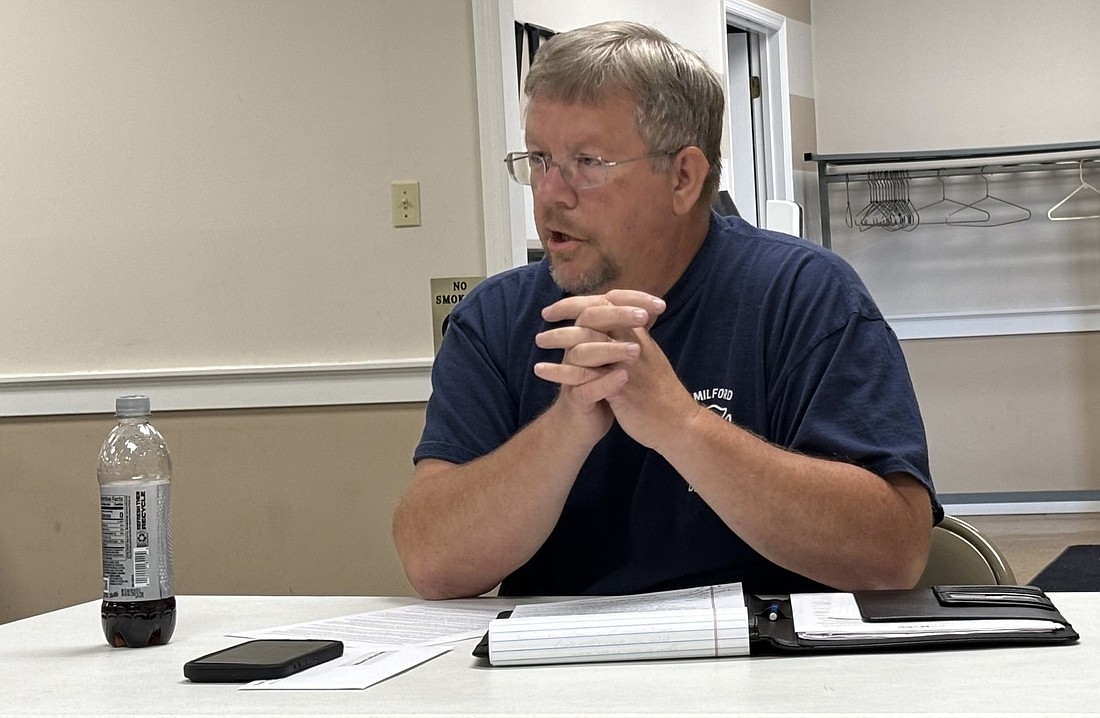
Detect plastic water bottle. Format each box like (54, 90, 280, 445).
(98, 395, 176, 647)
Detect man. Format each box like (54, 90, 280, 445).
(393, 21, 940, 600)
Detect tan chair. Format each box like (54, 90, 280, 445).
(915, 515, 1017, 587)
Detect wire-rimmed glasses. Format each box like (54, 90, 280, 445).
(503, 151, 675, 190)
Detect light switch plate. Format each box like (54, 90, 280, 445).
(392, 181, 421, 227)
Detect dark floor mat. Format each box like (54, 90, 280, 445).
(1029, 544, 1100, 591)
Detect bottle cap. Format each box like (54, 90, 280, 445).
(115, 395, 151, 418)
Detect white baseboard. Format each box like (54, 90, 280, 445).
(943, 501, 1100, 516)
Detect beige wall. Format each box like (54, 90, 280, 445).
(1, 0, 475, 624)
(754, 0, 810, 24)
(905, 333, 1100, 495)
(0, 0, 474, 624)
(0, 0, 484, 376)
(0, 405, 423, 624)
(811, 0, 1100, 152)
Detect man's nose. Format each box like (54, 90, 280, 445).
(533, 162, 576, 204)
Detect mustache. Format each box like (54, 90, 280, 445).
(539, 210, 587, 240)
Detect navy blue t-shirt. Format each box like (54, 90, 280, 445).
(415, 213, 940, 596)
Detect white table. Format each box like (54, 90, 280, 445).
(1, 593, 1097, 717)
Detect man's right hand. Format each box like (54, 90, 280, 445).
(534, 290, 667, 444)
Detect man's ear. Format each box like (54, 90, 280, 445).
(669, 147, 709, 216)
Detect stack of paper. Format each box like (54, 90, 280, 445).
(487, 583, 751, 666)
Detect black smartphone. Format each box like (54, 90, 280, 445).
(184, 639, 344, 683)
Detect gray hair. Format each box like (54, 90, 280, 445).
(523, 21, 724, 201)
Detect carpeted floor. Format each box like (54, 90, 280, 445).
(1029, 544, 1100, 591)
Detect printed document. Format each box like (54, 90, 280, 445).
(233, 599, 515, 649)
(790, 592, 1065, 640)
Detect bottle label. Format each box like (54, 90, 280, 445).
(100, 481, 173, 601)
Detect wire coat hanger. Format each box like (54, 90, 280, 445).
(915, 170, 989, 225)
(946, 167, 1031, 227)
(1048, 160, 1100, 221)
(855, 171, 918, 232)
(843, 175, 855, 228)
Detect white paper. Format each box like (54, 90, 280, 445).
(240, 646, 448, 691)
(232, 602, 507, 648)
(489, 583, 750, 666)
(510, 582, 746, 618)
(789, 592, 1065, 640)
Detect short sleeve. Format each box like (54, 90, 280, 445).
(414, 302, 519, 466)
(770, 312, 943, 522)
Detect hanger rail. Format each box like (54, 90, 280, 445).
(807, 141, 1100, 247)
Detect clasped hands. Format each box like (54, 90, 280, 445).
(533, 289, 702, 451)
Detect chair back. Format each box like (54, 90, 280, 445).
(915, 515, 1017, 587)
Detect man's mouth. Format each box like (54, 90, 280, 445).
(547, 229, 584, 247)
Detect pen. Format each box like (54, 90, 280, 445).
(767, 601, 780, 621)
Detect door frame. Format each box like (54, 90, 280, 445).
(724, 0, 795, 210)
(472, 0, 526, 275)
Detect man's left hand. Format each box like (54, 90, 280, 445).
(535, 290, 703, 452)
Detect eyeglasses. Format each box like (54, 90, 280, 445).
(503, 151, 675, 190)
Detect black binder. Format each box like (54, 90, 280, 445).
(749, 584, 1078, 653)
(473, 585, 1078, 664)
